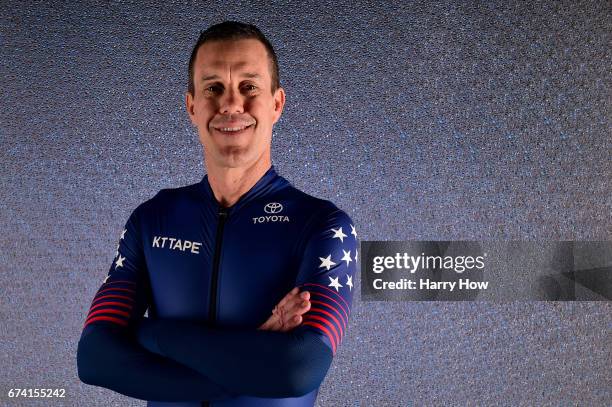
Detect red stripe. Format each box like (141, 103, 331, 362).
(309, 306, 344, 337)
(304, 314, 341, 346)
(86, 308, 130, 320)
(302, 321, 336, 354)
(88, 308, 130, 318)
(308, 291, 349, 325)
(89, 301, 133, 313)
(303, 283, 350, 310)
(84, 315, 128, 328)
(91, 294, 135, 306)
(96, 286, 136, 296)
(310, 300, 347, 331)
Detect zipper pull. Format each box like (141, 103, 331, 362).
(218, 207, 228, 218)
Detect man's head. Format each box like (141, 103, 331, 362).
(186, 21, 285, 171)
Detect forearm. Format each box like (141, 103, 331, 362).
(136, 318, 333, 398)
(77, 324, 233, 402)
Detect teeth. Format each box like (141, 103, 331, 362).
(219, 126, 248, 132)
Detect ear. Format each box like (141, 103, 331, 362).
(185, 91, 196, 125)
(272, 87, 286, 124)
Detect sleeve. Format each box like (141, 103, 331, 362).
(76, 205, 233, 402)
(293, 208, 358, 355)
(133, 207, 358, 398)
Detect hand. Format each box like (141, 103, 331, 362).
(258, 287, 310, 332)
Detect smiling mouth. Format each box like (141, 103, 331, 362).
(212, 124, 254, 135)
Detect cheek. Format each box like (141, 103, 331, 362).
(247, 100, 275, 124)
(244, 99, 256, 114)
(195, 102, 216, 123)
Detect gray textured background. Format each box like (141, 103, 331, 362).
(1, 0, 611, 406)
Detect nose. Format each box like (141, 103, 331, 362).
(219, 87, 244, 115)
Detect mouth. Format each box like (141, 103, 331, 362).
(211, 123, 255, 136)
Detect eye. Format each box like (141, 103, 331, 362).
(204, 84, 222, 94)
(242, 84, 258, 92)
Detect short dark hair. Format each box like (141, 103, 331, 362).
(187, 21, 280, 96)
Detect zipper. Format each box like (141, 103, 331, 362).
(203, 206, 228, 407)
(208, 206, 228, 324)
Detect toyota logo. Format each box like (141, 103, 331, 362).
(264, 202, 283, 214)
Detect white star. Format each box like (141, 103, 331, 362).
(115, 243, 120, 257)
(331, 227, 347, 242)
(103, 274, 111, 283)
(319, 254, 336, 271)
(354, 249, 358, 262)
(328, 276, 342, 291)
(115, 254, 126, 269)
(120, 229, 127, 239)
(346, 274, 353, 291)
(350, 224, 357, 238)
(341, 249, 352, 266)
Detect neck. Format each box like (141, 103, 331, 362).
(205, 157, 272, 208)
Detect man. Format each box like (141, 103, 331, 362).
(77, 21, 358, 407)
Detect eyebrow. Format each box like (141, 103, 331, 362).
(200, 72, 261, 82)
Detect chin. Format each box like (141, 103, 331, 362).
(216, 147, 253, 167)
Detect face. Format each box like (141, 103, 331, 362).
(186, 39, 285, 170)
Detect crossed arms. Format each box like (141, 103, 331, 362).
(77, 287, 330, 401)
(77, 207, 356, 402)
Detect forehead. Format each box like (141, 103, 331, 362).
(194, 39, 270, 79)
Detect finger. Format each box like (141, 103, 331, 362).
(258, 318, 272, 330)
(281, 302, 310, 328)
(277, 287, 300, 308)
(278, 290, 305, 314)
(291, 291, 309, 307)
(298, 299, 311, 314)
(276, 290, 309, 325)
(281, 315, 303, 332)
(277, 296, 289, 309)
(281, 299, 304, 318)
(291, 314, 303, 326)
(295, 298, 310, 310)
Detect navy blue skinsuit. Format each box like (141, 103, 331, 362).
(77, 165, 358, 406)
